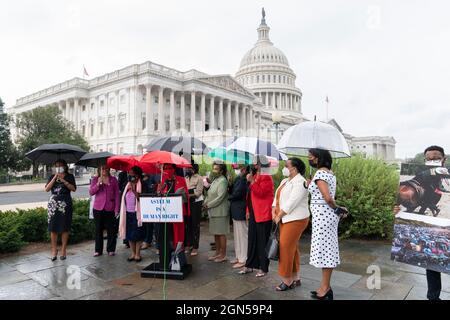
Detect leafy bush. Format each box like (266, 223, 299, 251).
(69, 200, 95, 244)
(0, 199, 93, 253)
(0, 211, 25, 253)
(332, 156, 399, 239)
(16, 208, 48, 242)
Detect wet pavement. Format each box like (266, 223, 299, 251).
(0, 222, 449, 300)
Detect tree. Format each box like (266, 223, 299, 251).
(0, 97, 18, 173)
(15, 105, 90, 176)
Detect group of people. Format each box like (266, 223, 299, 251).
(43, 145, 447, 301)
(45, 160, 206, 262)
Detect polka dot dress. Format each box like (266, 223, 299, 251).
(308, 170, 340, 268)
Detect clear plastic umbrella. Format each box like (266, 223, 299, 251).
(277, 120, 351, 158)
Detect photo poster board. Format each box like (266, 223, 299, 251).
(391, 163, 450, 274)
(140, 194, 183, 223)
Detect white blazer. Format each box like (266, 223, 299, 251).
(272, 174, 310, 223)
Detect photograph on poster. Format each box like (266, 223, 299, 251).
(392, 164, 450, 273)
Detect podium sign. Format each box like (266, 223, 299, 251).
(140, 195, 183, 223)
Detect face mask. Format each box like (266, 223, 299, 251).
(128, 175, 136, 182)
(163, 168, 175, 177)
(55, 167, 64, 174)
(211, 171, 220, 178)
(282, 167, 290, 177)
(234, 169, 241, 176)
(309, 160, 318, 168)
(425, 160, 443, 167)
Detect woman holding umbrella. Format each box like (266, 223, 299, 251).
(89, 165, 120, 257)
(239, 155, 274, 277)
(203, 163, 230, 263)
(308, 148, 348, 300)
(118, 166, 148, 262)
(45, 159, 77, 261)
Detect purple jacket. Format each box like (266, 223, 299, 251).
(89, 176, 120, 214)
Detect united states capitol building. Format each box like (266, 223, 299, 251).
(8, 10, 396, 161)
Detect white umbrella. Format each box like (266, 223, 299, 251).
(277, 120, 351, 158)
(225, 137, 287, 161)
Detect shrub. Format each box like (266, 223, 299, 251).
(16, 208, 48, 242)
(69, 199, 95, 244)
(332, 156, 399, 239)
(0, 199, 93, 253)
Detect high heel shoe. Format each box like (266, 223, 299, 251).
(275, 282, 295, 291)
(51, 250, 58, 262)
(311, 288, 333, 300)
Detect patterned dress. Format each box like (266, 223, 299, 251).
(308, 170, 340, 268)
(47, 174, 76, 233)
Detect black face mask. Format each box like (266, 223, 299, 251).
(309, 160, 318, 168)
(250, 165, 258, 175)
(128, 175, 137, 182)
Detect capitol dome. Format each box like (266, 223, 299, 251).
(236, 9, 302, 114)
(239, 40, 290, 69)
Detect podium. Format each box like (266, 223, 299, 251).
(139, 193, 192, 280)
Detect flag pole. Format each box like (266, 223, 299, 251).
(326, 95, 329, 122)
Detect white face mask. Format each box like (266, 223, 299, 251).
(425, 160, 443, 167)
(282, 167, 290, 177)
(55, 167, 64, 174)
(234, 169, 241, 176)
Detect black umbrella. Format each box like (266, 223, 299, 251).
(75, 151, 115, 168)
(143, 136, 209, 156)
(25, 143, 87, 165)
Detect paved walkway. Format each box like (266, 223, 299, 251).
(0, 223, 449, 300)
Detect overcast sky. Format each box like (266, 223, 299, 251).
(1, 0, 449, 159)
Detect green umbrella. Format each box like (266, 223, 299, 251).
(208, 147, 253, 164)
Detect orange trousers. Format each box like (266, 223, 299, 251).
(278, 218, 309, 278)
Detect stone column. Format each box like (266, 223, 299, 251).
(128, 87, 137, 136)
(200, 93, 206, 132)
(170, 89, 175, 132)
(249, 106, 254, 130)
(242, 106, 247, 132)
(226, 100, 232, 130)
(218, 98, 224, 131)
(234, 102, 240, 134)
(266, 92, 269, 106)
(257, 112, 262, 138)
(209, 96, 215, 131)
(95, 97, 99, 139)
(115, 91, 120, 137)
(272, 92, 276, 109)
(190, 91, 196, 134)
(146, 84, 154, 133)
(180, 92, 185, 131)
(107, 94, 111, 136)
(65, 99, 70, 120)
(74, 98, 80, 132)
(158, 86, 165, 133)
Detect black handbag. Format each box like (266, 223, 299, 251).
(265, 223, 279, 261)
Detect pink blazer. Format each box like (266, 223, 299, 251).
(89, 176, 120, 214)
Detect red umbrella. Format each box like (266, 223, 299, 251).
(106, 155, 143, 172)
(135, 151, 192, 169)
